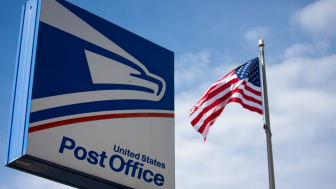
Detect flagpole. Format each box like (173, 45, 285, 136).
(259, 39, 276, 189)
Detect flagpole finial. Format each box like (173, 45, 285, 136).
(259, 39, 265, 47)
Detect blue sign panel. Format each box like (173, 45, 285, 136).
(6, 0, 175, 189)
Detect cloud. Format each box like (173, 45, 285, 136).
(244, 26, 268, 43)
(174, 46, 336, 188)
(283, 40, 330, 58)
(283, 43, 315, 58)
(175, 50, 211, 88)
(291, 0, 336, 37)
(175, 49, 237, 91)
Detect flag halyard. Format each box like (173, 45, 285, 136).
(190, 57, 263, 141)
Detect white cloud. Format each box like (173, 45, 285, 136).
(291, 0, 336, 37)
(175, 49, 237, 91)
(283, 40, 330, 58)
(283, 43, 315, 58)
(175, 50, 211, 88)
(244, 26, 268, 43)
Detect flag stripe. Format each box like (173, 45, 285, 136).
(192, 83, 262, 132)
(193, 72, 236, 105)
(190, 81, 236, 125)
(235, 88, 262, 105)
(245, 84, 262, 96)
(193, 100, 227, 131)
(228, 98, 263, 114)
(198, 105, 226, 134)
(236, 82, 262, 104)
(230, 90, 263, 109)
(246, 81, 262, 92)
(192, 73, 237, 111)
(192, 84, 239, 129)
(190, 77, 240, 119)
(239, 85, 262, 101)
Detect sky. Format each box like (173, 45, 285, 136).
(1, 0, 336, 188)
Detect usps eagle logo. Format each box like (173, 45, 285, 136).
(31, 0, 166, 114)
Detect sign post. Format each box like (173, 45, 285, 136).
(6, 0, 175, 188)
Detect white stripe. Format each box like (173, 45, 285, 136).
(192, 89, 262, 134)
(246, 81, 261, 92)
(193, 77, 241, 116)
(192, 105, 216, 131)
(30, 109, 174, 127)
(230, 92, 263, 109)
(190, 79, 243, 121)
(202, 120, 215, 139)
(237, 84, 262, 101)
(191, 78, 261, 126)
(209, 74, 237, 94)
(190, 87, 229, 121)
(192, 73, 237, 111)
(192, 96, 231, 131)
(31, 90, 162, 113)
(201, 121, 212, 138)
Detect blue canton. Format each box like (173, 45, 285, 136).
(234, 57, 261, 87)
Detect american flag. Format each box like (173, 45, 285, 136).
(189, 57, 263, 141)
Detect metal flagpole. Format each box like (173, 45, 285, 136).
(258, 39, 276, 189)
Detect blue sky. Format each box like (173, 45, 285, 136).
(1, 0, 336, 188)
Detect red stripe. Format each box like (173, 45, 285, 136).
(191, 89, 230, 126)
(208, 78, 240, 98)
(245, 84, 262, 96)
(228, 98, 263, 114)
(191, 77, 240, 115)
(197, 106, 224, 134)
(191, 86, 233, 128)
(193, 72, 236, 108)
(234, 88, 262, 105)
(29, 113, 174, 133)
(196, 96, 262, 135)
(190, 80, 257, 126)
(191, 81, 238, 126)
